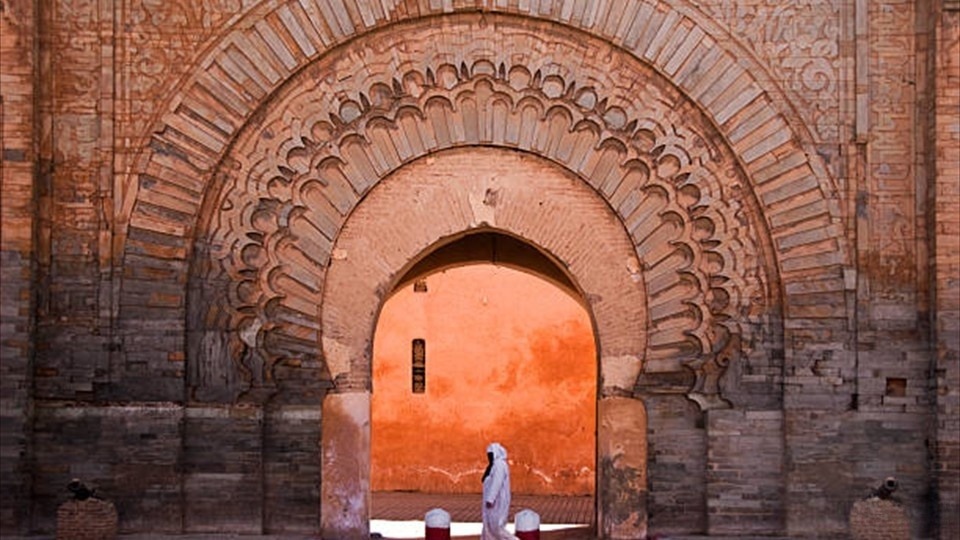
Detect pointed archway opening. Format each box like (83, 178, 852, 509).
(370, 232, 597, 536)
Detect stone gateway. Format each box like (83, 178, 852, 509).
(1, 1, 957, 539)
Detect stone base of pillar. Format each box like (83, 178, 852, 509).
(56, 499, 118, 540)
(320, 392, 371, 540)
(849, 498, 909, 540)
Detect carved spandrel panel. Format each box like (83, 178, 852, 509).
(700, 0, 842, 141)
(117, 0, 260, 182)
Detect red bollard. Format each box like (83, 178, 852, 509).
(515, 509, 540, 540)
(425, 508, 451, 540)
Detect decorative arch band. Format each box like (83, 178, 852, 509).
(121, 14, 849, 409)
(188, 34, 776, 410)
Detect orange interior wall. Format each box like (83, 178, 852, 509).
(371, 265, 596, 496)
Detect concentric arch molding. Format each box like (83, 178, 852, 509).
(122, 4, 848, 263)
(118, 12, 853, 409)
(181, 17, 783, 409)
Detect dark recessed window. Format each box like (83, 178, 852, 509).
(412, 338, 426, 394)
(885, 378, 906, 397)
(414, 279, 428, 293)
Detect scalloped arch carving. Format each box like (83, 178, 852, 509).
(189, 22, 778, 410)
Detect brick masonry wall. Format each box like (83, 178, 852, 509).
(643, 395, 706, 535)
(706, 410, 784, 535)
(934, 5, 960, 538)
(182, 404, 319, 535)
(31, 404, 182, 534)
(32, 0, 117, 403)
(182, 406, 263, 534)
(2, 0, 959, 537)
(779, 1, 954, 536)
(29, 402, 321, 535)
(786, 409, 934, 538)
(262, 406, 321, 533)
(0, 0, 37, 533)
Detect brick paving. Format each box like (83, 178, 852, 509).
(371, 491, 594, 538)
(372, 491, 594, 524)
(370, 492, 796, 539)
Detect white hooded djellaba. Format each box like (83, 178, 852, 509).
(481, 442, 518, 540)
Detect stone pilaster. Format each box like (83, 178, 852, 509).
(320, 392, 370, 540)
(597, 396, 647, 539)
(933, 5, 960, 539)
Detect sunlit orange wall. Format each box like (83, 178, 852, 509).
(371, 265, 596, 496)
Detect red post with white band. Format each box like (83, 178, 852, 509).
(515, 508, 540, 540)
(424, 508, 451, 540)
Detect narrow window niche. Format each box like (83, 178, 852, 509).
(885, 377, 906, 397)
(412, 338, 426, 394)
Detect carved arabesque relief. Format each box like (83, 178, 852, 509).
(118, 0, 259, 165)
(701, 0, 841, 141)
(191, 50, 772, 408)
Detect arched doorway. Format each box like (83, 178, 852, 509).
(320, 147, 649, 539)
(369, 233, 597, 527)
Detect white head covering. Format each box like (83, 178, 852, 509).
(486, 442, 507, 460)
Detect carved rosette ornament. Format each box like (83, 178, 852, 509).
(189, 24, 773, 409)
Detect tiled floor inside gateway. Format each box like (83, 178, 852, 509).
(372, 491, 594, 523)
(368, 492, 795, 539)
(370, 491, 594, 539)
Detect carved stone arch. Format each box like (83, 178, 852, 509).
(187, 21, 780, 413)
(124, 6, 847, 266)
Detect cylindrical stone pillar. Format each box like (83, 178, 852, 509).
(425, 508, 451, 540)
(515, 508, 540, 540)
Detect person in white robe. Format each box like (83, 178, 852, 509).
(481, 442, 518, 540)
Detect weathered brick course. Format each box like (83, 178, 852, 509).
(56, 499, 118, 540)
(1, 0, 38, 533)
(849, 497, 911, 540)
(644, 395, 706, 534)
